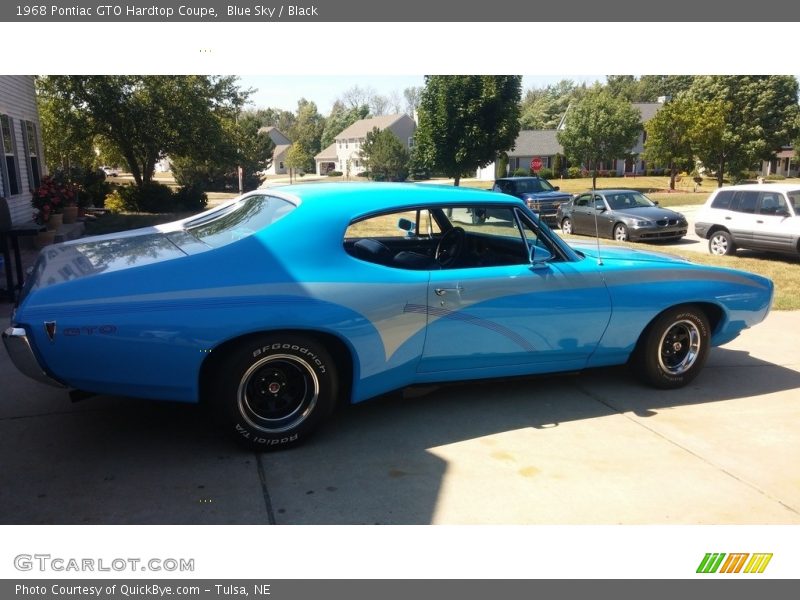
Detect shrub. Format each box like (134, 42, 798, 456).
(512, 168, 529, 177)
(326, 170, 342, 177)
(607, 170, 617, 178)
(765, 173, 786, 180)
(104, 182, 180, 214)
(173, 185, 208, 212)
(567, 166, 582, 179)
(536, 167, 553, 179)
(104, 189, 127, 214)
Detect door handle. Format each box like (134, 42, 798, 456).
(724, 216, 732, 220)
(756, 220, 764, 224)
(434, 286, 463, 296)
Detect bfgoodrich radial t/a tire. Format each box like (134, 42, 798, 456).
(633, 306, 710, 389)
(215, 335, 338, 450)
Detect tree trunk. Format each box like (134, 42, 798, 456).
(453, 174, 460, 187)
(717, 158, 725, 187)
(669, 162, 676, 190)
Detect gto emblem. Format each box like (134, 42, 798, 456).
(44, 321, 56, 342)
(62, 325, 118, 337)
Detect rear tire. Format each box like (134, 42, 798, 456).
(213, 334, 338, 450)
(632, 307, 710, 389)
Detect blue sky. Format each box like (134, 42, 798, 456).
(238, 74, 606, 114)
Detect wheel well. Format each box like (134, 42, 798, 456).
(706, 225, 730, 239)
(632, 302, 724, 356)
(198, 330, 354, 407)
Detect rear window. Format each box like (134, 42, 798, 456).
(186, 194, 295, 248)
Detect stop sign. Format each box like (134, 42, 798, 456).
(530, 157, 543, 172)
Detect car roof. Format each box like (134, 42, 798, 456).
(585, 189, 644, 195)
(712, 183, 800, 193)
(263, 182, 522, 221)
(496, 176, 543, 181)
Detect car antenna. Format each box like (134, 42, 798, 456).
(591, 176, 603, 266)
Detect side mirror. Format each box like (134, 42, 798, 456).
(653, 200, 660, 205)
(530, 244, 554, 269)
(595, 202, 606, 212)
(553, 186, 560, 191)
(397, 217, 416, 234)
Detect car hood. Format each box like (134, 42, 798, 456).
(614, 206, 684, 220)
(571, 243, 690, 264)
(520, 190, 573, 201)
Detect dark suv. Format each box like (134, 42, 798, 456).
(490, 177, 573, 225)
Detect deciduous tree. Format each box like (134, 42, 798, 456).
(359, 127, 410, 181)
(414, 75, 522, 186)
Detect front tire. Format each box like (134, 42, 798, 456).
(708, 230, 735, 255)
(214, 335, 338, 450)
(561, 217, 573, 234)
(613, 223, 629, 242)
(632, 307, 710, 389)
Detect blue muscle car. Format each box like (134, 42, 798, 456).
(3, 183, 773, 449)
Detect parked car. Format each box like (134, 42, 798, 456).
(694, 184, 800, 256)
(100, 166, 119, 177)
(3, 183, 773, 450)
(483, 176, 572, 225)
(557, 189, 688, 242)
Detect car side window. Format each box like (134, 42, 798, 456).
(733, 191, 758, 214)
(758, 192, 788, 216)
(711, 190, 734, 209)
(575, 194, 591, 207)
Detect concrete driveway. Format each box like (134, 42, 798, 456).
(1, 302, 798, 525)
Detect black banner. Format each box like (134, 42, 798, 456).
(2, 0, 797, 22)
(2, 580, 796, 600)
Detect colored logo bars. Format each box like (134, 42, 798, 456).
(696, 553, 773, 574)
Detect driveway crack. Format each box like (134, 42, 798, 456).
(255, 452, 277, 524)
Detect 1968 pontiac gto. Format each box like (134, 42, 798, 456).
(3, 183, 773, 449)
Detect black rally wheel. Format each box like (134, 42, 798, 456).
(633, 306, 710, 389)
(215, 335, 338, 450)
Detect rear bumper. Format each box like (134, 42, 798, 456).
(2, 326, 65, 387)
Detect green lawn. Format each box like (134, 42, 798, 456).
(561, 234, 800, 310)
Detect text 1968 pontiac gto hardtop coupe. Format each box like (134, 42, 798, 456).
(3, 183, 773, 449)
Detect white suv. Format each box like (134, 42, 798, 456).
(694, 184, 800, 256)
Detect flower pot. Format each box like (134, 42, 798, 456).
(62, 205, 79, 224)
(47, 213, 63, 231)
(35, 230, 56, 249)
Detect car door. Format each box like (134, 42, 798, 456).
(570, 193, 595, 234)
(725, 190, 758, 247)
(419, 208, 612, 376)
(749, 191, 798, 252)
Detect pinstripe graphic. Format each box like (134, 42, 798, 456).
(404, 304, 535, 352)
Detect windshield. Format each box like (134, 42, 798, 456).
(605, 191, 655, 210)
(186, 194, 295, 248)
(516, 178, 555, 193)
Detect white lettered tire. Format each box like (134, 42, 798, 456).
(215, 335, 338, 450)
(633, 306, 710, 389)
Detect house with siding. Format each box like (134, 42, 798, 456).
(761, 146, 797, 178)
(476, 101, 664, 180)
(315, 114, 416, 176)
(258, 126, 292, 175)
(0, 76, 45, 224)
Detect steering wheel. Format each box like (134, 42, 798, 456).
(435, 227, 466, 267)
